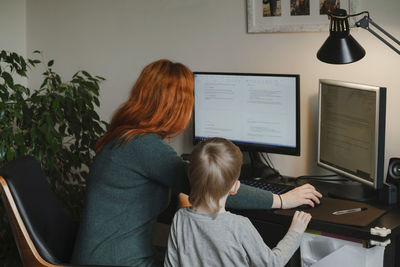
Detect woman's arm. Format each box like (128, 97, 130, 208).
(226, 183, 274, 209)
(227, 183, 322, 210)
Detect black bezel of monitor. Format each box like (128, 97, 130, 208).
(193, 72, 300, 156)
(317, 79, 386, 190)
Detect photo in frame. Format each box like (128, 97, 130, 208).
(247, 0, 360, 33)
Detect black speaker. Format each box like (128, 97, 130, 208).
(387, 158, 400, 183)
(386, 158, 400, 205)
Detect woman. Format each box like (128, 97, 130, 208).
(72, 59, 321, 267)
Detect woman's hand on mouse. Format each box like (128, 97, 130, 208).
(275, 184, 322, 209)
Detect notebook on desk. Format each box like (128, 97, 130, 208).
(274, 197, 390, 227)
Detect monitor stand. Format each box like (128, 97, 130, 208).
(240, 152, 280, 180)
(315, 179, 378, 203)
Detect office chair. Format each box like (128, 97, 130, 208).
(0, 156, 126, 267)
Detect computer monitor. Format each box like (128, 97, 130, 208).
(317, 79, 386, 201)
(193, 72, 300, 177)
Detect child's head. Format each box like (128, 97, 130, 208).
(188, 137, 243, 213)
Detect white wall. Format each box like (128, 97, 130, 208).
(0, 0, 26, 56)
(25, 0, 400, 178)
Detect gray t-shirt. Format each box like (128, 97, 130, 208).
(164, 207, 302, 267)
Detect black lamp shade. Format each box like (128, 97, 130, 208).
(317, 35, 366, 64)
(317, 9, 366, 64)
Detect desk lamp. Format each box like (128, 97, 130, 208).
(317, 8, 400, 64)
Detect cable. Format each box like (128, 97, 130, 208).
(266, 153, 275, 169)
(260, 152, 274, 169)
(296, 174, 347, 182)
(297, 174, 337, 179)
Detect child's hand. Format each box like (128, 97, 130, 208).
(288, 211, 311, 234)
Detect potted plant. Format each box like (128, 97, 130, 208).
(0, 50, 107, 266)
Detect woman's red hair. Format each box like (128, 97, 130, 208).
(95, 59, 194, 152)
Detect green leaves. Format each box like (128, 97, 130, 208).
(0, 50, 107, 266)
(1, 72, 14, 87)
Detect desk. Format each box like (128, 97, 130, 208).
(158, 178, 400, 266)
(229, 178, 400, 267)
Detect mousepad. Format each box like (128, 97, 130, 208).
(274, 197, 389, 227)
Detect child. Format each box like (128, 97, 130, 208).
(164, 137, 311, 266)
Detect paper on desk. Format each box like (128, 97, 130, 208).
(300, 233, 385, 267)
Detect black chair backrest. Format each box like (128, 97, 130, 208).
(0, 156, 78, 264)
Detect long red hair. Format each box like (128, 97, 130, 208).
(95, 59, 194, 152)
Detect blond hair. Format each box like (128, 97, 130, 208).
(188, 138, 243, 214)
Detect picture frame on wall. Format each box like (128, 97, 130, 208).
(247, 0, 360, 33)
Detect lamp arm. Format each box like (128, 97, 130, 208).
(356, 16, 400, 55)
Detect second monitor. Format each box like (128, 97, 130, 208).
(317, 79, 387, 202)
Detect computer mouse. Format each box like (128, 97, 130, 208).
(297, 204, 312, 210)
(297, 199, 321, 210)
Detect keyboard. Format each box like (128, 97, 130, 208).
(241, 179, 294, 194)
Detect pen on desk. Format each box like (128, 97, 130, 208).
(332, 207, 367, 215)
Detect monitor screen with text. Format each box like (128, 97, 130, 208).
(318, 79, 386, 189)
(193, 72, 300, 155)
